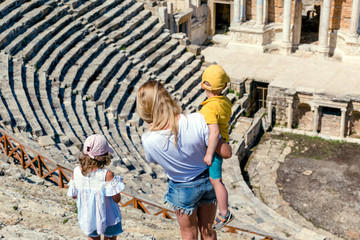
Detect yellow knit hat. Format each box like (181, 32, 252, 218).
(202, 65, 230, 91)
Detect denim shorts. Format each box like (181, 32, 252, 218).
(209, 152, 223, 179)
(164, 169, 216, 215)
(88, 221, 123, 238)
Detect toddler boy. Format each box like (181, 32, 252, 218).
(199, 64, 235, 230)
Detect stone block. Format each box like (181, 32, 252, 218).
(60, 135, 71, 146)
(186, 44, 200, 56)
(38, 136, 55, 147)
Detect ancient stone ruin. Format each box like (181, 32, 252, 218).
(0, 0, 359, 239)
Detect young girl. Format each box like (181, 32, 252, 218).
(67, 134, 125, 240)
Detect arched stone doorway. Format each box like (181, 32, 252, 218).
(294, 103, 313, 131)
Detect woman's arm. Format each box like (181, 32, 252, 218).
(215, 138, 232, 159)
(105, 171, 121, 203)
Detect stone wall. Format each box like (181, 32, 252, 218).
(330, 0, 353, 30)
(268, 86, 288, 126)
(350, 110, 360, 137)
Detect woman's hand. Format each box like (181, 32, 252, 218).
(215, 138, 232, 159)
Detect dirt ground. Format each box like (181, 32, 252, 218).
(274, 134, 360, 240)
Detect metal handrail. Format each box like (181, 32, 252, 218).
(0, 128, 272, 239)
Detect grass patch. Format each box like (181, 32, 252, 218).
(62, 218, 69, 224)
(272, 133, 347, 160)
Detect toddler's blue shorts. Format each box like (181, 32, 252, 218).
(209, 152, 223, 180)
(88, 221, 123, 238)
(164, 169, 216, 215)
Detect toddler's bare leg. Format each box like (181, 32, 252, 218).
(210, 177, 228, 216)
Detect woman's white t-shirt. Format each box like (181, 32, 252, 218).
(141, 113, 209, 182)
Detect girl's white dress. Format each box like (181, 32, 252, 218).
(67, 166, 125, 235)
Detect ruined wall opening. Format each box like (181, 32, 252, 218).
(349, 111, 360, 137)
(294, 103, 313, 131)
(300, 4, 320, 44)
(179, 21, 189, 36)
(256, 82, 268, 110)
(215, 3, 230, 34)
(319, 106, 341, 135)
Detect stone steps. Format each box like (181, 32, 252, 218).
(21, 15, 73, 61)
(75, 44, 120, 94)
(102, 2, 144, 36)
(157, 51, 195, 84)
(24, 66, 58, 137)
(50, 33, 100, 82)
(142, 38, 179, 69)
(116, 15, 159, 51)
(117, 73, 150, 120)
(172, 66, 203, 98)
(125, 22, 164, 56)
(107, 67, 141, 115)
(117, 119, 158, 175)
(0, 0, 46, 32)
(61, 39, 107, 90)
(74, 95, 95, 136)
(149, 44, 186, 76)
(40, 28, 89, 75)
(79, 0, 123, 25)
(133, 32, 171, 61)
(0, 0, 25, 20)
(0, 1, 56, 50)
(0, 53, 27, 131)
(12, 59, 43, 136)
(50, 81, 82, 145)
(96, 60, 132, 104)
(4, 6, 69, 56)
(184, 91, 206, 113)
(96, 104, 137, 171)
(86, 52, 127, 99)
(168, 59, 202, 93)
(29, 20, 84, 69)
(94, 0, 135, 29)
(72, 0, 105, 19)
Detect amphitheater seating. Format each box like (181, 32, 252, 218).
(0, 0, 223, 178)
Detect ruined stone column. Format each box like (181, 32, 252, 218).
(313, 105, 319, 133)
(233, 0, 241, 23)
(256, 0, 263, 25)
(286, 97, 293, 129)
(350, 0, 360, 36)
(340, 108, 347, 138)
(281, 0, 292, 54)
(158, 7, 169, 29)
(240, 0, 246, 22)
(318, 0, 331, 56)
(267, 100, 272, 125)
(167, 2, 174, 33)
(263, 0, 268, 24)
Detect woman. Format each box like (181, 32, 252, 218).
(136, 80, 232, 240)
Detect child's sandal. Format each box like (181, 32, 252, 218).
(212, 211, 235, 230)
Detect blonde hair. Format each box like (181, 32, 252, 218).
(136, 80, 182, 145)
(78, 145, 111, 176)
